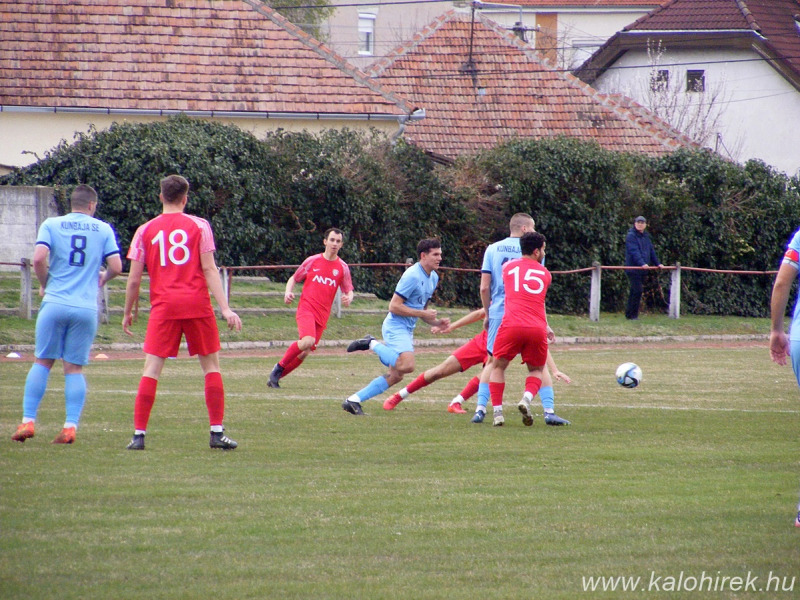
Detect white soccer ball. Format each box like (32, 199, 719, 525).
(615, 362, 642, 388)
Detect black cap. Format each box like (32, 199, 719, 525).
(634, 216, 647, 223)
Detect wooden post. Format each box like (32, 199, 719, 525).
(334, 287, 342, 319)
(20, 258, 32, 320)
(220, 267, 229, 302)
(589, 261, 601, 322)
(669, 263, 681, 319)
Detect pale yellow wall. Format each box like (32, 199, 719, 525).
(0, 112, 400, 170)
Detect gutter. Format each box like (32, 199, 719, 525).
(0, 105, 407, 122)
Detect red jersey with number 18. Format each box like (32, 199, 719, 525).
(128, 212, 215, 320)
(500, 257, 551, 328)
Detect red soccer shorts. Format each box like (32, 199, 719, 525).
(144, 315, 221, 358)
(296, 307, 325, 350)
(452, 329, 488, 371)
(492, 324, 548, 367)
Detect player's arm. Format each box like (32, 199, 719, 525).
(770, 260, 797, 366)
(284, 275, 297, 304)
(479, 272, 492, 329)
(432, 307, 485, 334)
(201, 251, 242, 332)
(100, 253, 123, 286)
(32, 244, 49, 295)
(546, 350, 571, 384)
(341, 289, 354, 307)
(123, 260, 144, 336)
(388, 294, 447, 327)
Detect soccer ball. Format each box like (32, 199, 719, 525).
(615, 362, 642, 388)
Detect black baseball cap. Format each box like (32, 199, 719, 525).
(634, 216, 647, 223)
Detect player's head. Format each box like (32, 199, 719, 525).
(417, 238, 442, 271)
(509, 212, 535, 236)
(160, 175, 190, 205)
(417, 238, 441, 258)
(634, 215, 647, 232)
(70, 184, 98, 214)
(323, 228, 344, 255)
(520, 231, 546, 259)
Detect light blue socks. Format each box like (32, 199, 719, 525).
(355, 375, 390, 402)
(539, 386, 555, 413)
(64, 373, 87, 427)
(476, 382, 490, 411)
(22, 362, 50, 420)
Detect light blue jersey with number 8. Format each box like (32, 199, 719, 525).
(36, 213, 120, 310)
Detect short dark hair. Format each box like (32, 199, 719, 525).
(323, 227, 343, 240)
(160, 175, 189, 204)
(71, 184, 97, 209)
(417, 238, 441, 256)
(520, 231, 545, 256)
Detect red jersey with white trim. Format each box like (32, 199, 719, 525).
(128, 212, 215, 320)
(500, 257, 551, 328)
(294, 253, 354, 325)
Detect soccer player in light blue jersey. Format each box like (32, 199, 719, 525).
(470, 212, 570, 425)
(768, 226, 800, 527)
(342, 239, 450, 415)
(11, 185, 122, 445)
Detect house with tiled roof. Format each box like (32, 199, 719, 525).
(0, 0, 421, 172)
(573, 0, 800, 175)
(324, 1, 658, 70)
(366, 9, 694, 162)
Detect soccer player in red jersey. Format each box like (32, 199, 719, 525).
(489, 231, 551, 427)
(268, 228, 354, 388)
(122, 175, 242, 450)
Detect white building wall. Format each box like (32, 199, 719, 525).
(0, 112, 400, 171)
(592, 47, 800, 176)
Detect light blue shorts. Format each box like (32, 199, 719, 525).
(791, 339, 800, 388)
(486, 317, 502, 355)
(381, 320, 414, 355)
(35, 302, 98, 365)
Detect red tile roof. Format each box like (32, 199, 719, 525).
(509, 1, 657, 6)
(576, 0, 800, 87)
(368, 11, 694, 161)
(0, 0, 413, 117)
(625, 0, 756, 31)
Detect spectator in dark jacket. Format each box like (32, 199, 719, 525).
(625, 216, 663, 320)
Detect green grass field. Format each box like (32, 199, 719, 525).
(1, 344, 798, 599)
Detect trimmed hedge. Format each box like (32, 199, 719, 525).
(3, 116, 799, 316)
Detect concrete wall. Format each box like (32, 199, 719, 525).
(0, 186, 57, 269)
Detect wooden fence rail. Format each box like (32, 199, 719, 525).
(5, 260, 780, 322)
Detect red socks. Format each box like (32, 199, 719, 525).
(489, 382, 505, 407)
(279, 341, 303, 369)
(459, 376, 480, 400)
(525, 376, 542, 398)
(205, 372, 225, 427)
(133, 376, 158, 431)
(406, 373, 429, 394)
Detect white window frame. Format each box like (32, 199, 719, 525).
(358, 13, 376, 56)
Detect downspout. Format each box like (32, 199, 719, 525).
(391, 108, 426, 144)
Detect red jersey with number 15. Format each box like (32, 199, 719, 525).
(294, 253, 354, 326)
(128, 212, 215, 320)
(501, 257, 551, 328)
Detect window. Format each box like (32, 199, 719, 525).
(650, 69, 669, 92)
(358, 14, 376, 56)
(686, 69, 705, 92)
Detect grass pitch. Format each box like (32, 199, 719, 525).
(1, 345, 798, 599)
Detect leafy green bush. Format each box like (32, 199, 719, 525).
(3, 118, 798, 316)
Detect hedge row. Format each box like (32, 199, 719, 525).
(3, 116, 799, 316)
